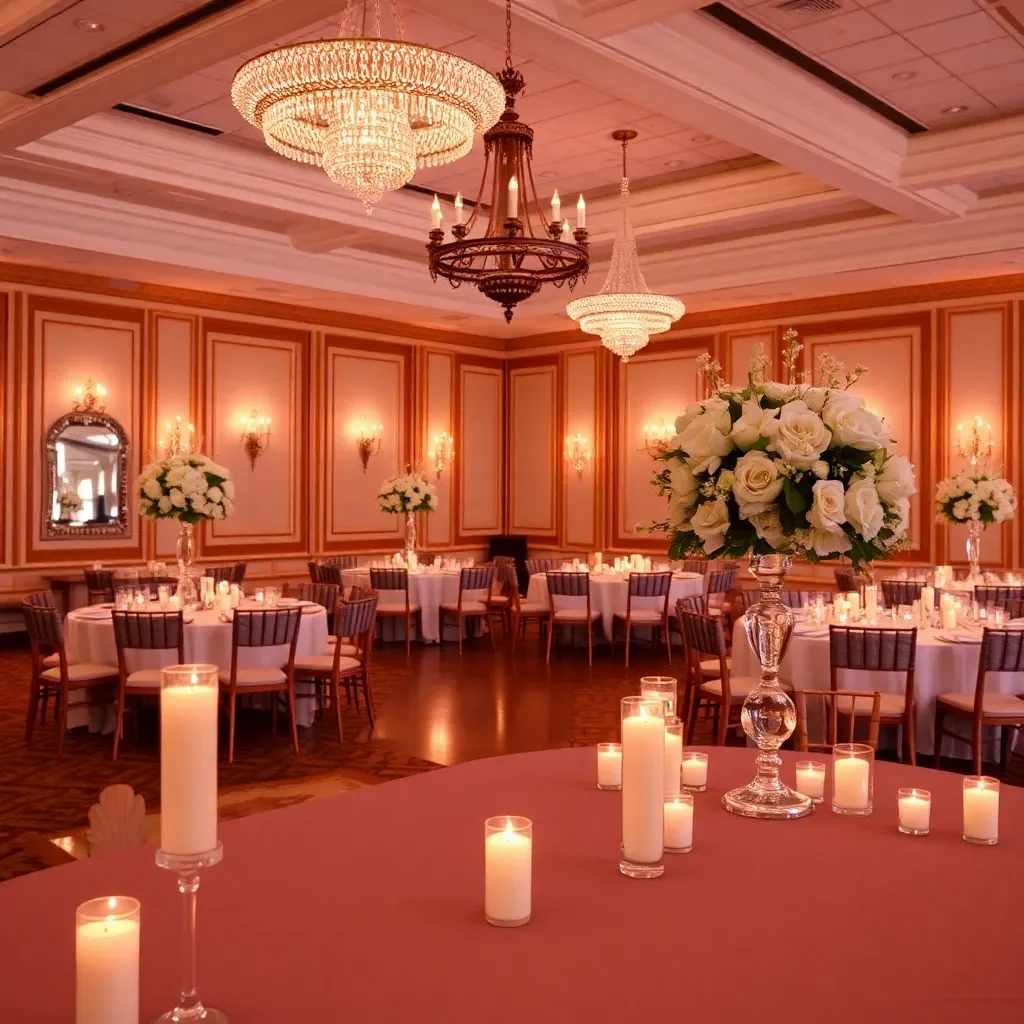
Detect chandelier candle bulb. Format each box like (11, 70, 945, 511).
(963, 776, 999, 845)
(597, 742, 623, 790)
(507, 175, 518, 220)
(75, 896, 141, 1024)
(681, 751, 708, 792)
(664, 716, 683, 797)
(832, 744, 873, 816)
(484, 816, 532, 927)
(551, 189, 560, 223)
(664, 794, 694, 853)
(576, 193, 586, 230)
(431, 194, 442, 230)
(795, 761, 826, 803)
(620, 696, 666, 878)
(898, 788, 931, 836)
(454, 192, 463, 225)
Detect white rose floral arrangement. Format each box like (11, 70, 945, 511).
(57, 487, 83, 517)
(649, 332, 916, 570)
(935, 474, 1015, 527)
(137, 453, 235, 522)
(377, 470, 438, 515)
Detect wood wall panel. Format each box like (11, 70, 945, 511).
(0, 292, 6, 567)
(421, 350, 454, 548)
(455, 358, 503, 542)
(563, 350, 599, 550)
(507, 360, 558, 538)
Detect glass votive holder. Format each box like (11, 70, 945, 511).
(897, 787, 931, 836)
(681, 751, 708, 793)
(76, 895, 141, 1024)
(664, 793, 694, 853)
(664, 715, 683, 797)
(639, 675, 677, 716)
(597, 742, 622, 790)
(484, 816, 532, 927)
(620, 696, 666, 879)
(132, 589, 147, 610)
(963, 776, 999, 845)
(795, 760, 826, 804)
(114, 587, 132, 611)
(157, 585, 170, 609)
(265, 586, 280, 608)
(832, 743, 873, 816)
(253, 587, 265, 606)
(991, 607, 1007, 626)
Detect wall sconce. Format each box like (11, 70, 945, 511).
(564, 432, 592, 478)
(72, 379, 107, 413)
(429, 431, 454, 479)
(158, 416, 196, 458)
(240, 409, 271, 470)
(356, 421, 383, 473)
(642, 419, 674, 457)
(956, 416, 994, 473)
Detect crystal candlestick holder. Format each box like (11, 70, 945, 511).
(152, 843, 227, 1023)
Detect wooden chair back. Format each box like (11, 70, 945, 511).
(881, 579, 923, 607)
(627, 571, 672, 597)
(974, 585, 1024, 608)
(782, 590, 832, 609)
(325, 555, 358, 569)
(675, 595, 707, 618)
(459, 565, 495, 605)
(208, 566, 234, 584)
(369, 567, 409, 592)
(705, 567, 737, 596)
(230, 562, 247, 584)
(336, 594, 378, 661)
(307, 560, 323, 583)
(111, 611, 184, 653)
(793, 689, 882, 753)
(1004, 597, 1024, 620)
(681, 559, 708, 575)
(527, 558, 561, 576)
(348, 584, 375, 601)
(23, 601, 64, 649)
(829, 626, 917, 672)
(297, 582, 340, 632)
(25, 590, 56, 608)
(232, 608, 302, 649)
(545, 571, 590, 597)
(680, 610, 728, 660)
(84, 569, 115, 604)
(833, 568, 858, 593)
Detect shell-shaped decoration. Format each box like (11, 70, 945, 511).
(86, 784, 148, 857)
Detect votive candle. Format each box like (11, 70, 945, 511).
(484, 816, 532, 926)
(681, 751, 708, 792)
(898, 788, 931, 835)
(963, 776, 999, 845)
(597, 742, 622, 790)
(76, 896, 140, 1024)
(664, 715, 683, 797)
(832, 743, 873, 816)
(795, 760, 825, 803)
(664, 794, 694, 853)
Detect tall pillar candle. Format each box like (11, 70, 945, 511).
(160, 665, 219, 855)
(920, 586, 934, 615)
(664, 716, 683, 796)
(620, 696, 665, 878)
(863, 585, 877, 621)
(484, 816, 532, 926)
(76, 896, 140, 1024)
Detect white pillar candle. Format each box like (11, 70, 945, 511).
(76, 896, 140, 1024)
(484, 817, 532, 926)
(795, 761, 825, 801)
(597, 743, 622, 789)
(963, 778, 999, 844)
(664, 720, 682, 797)
(229, 583, 240, 609)
(920, 586, 934, 614)
(160, 666, 219, 856)
(594, 551, 603, 567)
(664, 795, 693, 852)
(217, 580, 229, 597)
(833, 756, 870, 811)
(847, 592, 860, 617)
(898, 788, 931, 834)
(681, 751, 708, 790)
(942, 604, 958, 630)
(168, 595, 180, 611)
(621, 705, 665, 865)
(864, 585, 877, 621)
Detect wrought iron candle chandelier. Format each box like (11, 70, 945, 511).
(426, 0, 590, 322)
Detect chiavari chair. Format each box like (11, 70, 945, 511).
(509, 583, 550, 655)
(833, 567, 858, 593)
(611, 571, 673, 667)
(880, 579, 924, 608)
(974, 585, 1024, 609)
(369, 567, 419, 655)
(545, 571, 599, 666)
(296, 582, 341, 646)
(440, 565, 499, 655)
(83, 569, 115, 605)
(793, 689, 882, 753)
(526, 557, 561, 576)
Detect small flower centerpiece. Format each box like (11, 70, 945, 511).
(935, 417, 1015, 578)
(378, 470, 438, 557)
(57, 485, 83, 522)
(137, 453, 235, 605)
(649, 331, 916, 822)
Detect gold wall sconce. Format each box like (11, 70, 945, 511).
(956, 416, 994, 473)
(642, 419, 674, 457)
(72, 379, 107, 413)
(159, 416, 196, 458)
(564, 432, 592, 478)
(240, 410, 271, 470)
(429, 431, 454, 478)
(356, 421, 383, 473)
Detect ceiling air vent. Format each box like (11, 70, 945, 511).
(775, 0, 843, 12)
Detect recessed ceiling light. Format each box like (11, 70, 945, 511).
(690, 134, 711, 144)
(537, 170, 557, 179)
(942, 105, 968, 114)
(665, 159, 685, 169)
(892, 70, 917, 81)
(75, 18, 105, 32)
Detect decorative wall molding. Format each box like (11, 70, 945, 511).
(902, 114, 1024, 190)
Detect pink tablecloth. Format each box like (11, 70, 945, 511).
(1, 747, 1022, 1022)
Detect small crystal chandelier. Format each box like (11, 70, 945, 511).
(426, 0, 589, 322)
(231, 1, 505, 211)
(567, 130, 685, 361)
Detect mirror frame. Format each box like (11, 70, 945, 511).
(43, 411, 130, 540)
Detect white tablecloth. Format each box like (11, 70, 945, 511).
(730, 617, 1024, 758)
(526, 572, 704, 642)
(64, 600, 329, 731)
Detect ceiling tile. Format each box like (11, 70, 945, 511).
(935, 37, 1024, 76)
(551, 99, 650, 137)
(516, 60, 574, 95)
(178, 97, 247, 132)
(902, 12, 1006, 54)
(516, 81, 615, 122)
(868, 0, 982, 32)
(783, 9, 890, 54)
(131, 73, 227, 116)
(824, 33, 922, 74)
(400, 9, 474, 49)
(629, 113, 693, 139)
(958, 61, 1024, 97)
(853, 55, 951, 93)
(885, 75, 989, 110)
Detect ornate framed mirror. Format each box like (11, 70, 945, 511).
(43, 412, 130, 539)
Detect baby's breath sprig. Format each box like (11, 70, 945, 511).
(696, 352, 725, 392)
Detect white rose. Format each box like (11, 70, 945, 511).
(799, 387, 828, 413)
(807, 479, 847, 534)
(158, 495, 172, 514)
(875, 454, 916, 504)
(811, 460, 829, 479)
(668, 494, 694, 531)
(210, 504, 225, 520)
(676, 414, 735, 475)
(165, 466, 187, 488)
(732, 451, 784, 518)
(669, 463, 698, 508)
(701, 396, 733, 434)
(751, 506, 787, 549)
(807, 526, 853, 558)
(143, 476, 163, 501)
(762, 382, 796, 403)
(730, 398, 779, 451)
(690, 498, 731, 555)
(169, 488, 187, 509)
(844, 476, 883, 541)
(887, 497, 910, 542)
(206, 486, 223, 503)
(823, 392, 888, 451)
(673, 404, 703, 439)
(222, 480, 236, 500)
(763, 400, 831, 469)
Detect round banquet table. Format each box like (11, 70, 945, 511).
(525, 571, 704, 642)
(731, 617, 1024, 758)
(63, 600, 329, 731)
(1, 746, 1021, 1023)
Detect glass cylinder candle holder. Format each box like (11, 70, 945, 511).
(664, 715, 683, 797)
(253, 587, 265, 606)
(963, 776, 999, 845)
(681, 751, 708, 793)
(157, 585, 170, 609)
(639, 675, 677, 716)
(76, 896, 140, 1024)
(132, 590, 147, 610)
(620, 696, 666, 879)
(795, 761, 826, 804)
(898, 787, 931, 836)
(597, 742, 622, 790)
(484, 816, 532, 926)
(664, 794, 694, 853)
(832, 743, 873, 816)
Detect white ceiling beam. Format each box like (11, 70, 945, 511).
(411, 0, 973, 223)
(0, 0, 66, 44)
(0, 0, 349, 150)
(901, 114, 1024, 189)
(553, 0, 706, 37)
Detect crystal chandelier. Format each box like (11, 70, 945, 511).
(231, 1, 505, 211)
(426, 0, 589, 323)
(566, 130, 685, 361)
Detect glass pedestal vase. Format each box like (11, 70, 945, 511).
(722, 554, 812, 820)
(176, 521, 198, 609)
(404, 511, 417, 560)
(966, 520, 983, 581)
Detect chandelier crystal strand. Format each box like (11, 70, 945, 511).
(566, 130, 684, 360)
(231, 0, 505, 211)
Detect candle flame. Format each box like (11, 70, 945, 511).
(503, 820, 516, 841)
(189, 672, 198, 686)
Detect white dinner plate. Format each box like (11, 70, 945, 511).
(278, 598, 299, 605)
(936, 632, 982, 644)
(79, 609, 112, 620)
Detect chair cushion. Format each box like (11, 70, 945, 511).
(325, 641, 358, 657)
(614, 609, 665, 624)
(517, 601, 549, 615)
(126, 669, 164, 689)
(376, 603, 420, 615)
(835, 693, 908, 717)
(440, 600, 489, 615)
(293, 655, 361, 677)
(219, 667, 287, 687)
(490, 594, 510, 606)
(700, 676, 789, 698)
(936, 690, 1024, 717)
(553, 608, 601, 622)
(41, 652, 60, 668)
(698, 657, 728, 677)
(40, 662, 118, 684)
